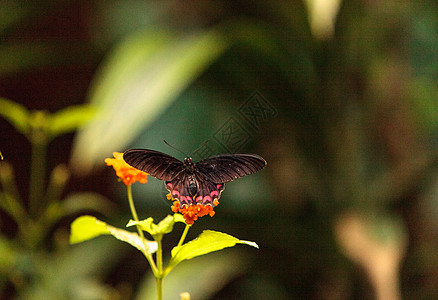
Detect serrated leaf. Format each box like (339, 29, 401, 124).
(0, 97, 30, 134)
(106, 224, 157, 255)
(70, 216, 157, 254)
(127, 217, 155, 235)
(48, 104, 96, 138)
(156, 215, 180, 234)
(166, 230, 258, 273)
(127, 214, 185, 236)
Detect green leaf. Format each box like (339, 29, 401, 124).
(0, 236, 17, 272)
(70, 215, 157, 254)
(61, 192, 116, 216)
(42, 192, 115, 230)
(127, 214, 185, 236)
(70, 28, 229, 174)
(48, 104, 96, 138)
(166, 230, 258, 273)
(0, 97, 30, 134)
(20, 238, 127, 300)
(70, 216, 109, 244)
(127, 217, 155, 235)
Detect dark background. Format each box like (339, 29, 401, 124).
(1, 1, 438, 299)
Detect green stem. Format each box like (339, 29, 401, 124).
(126, 185, 158, 275)
(127, 185, 144, 240)
(177, 224, 191, 248)
(0, 163, 25, 225)
(29, 135, 47, 218)
(162, 223, 191, 278)
(156, 236, 163, 300)
(156, 277, 163, 300)
(157, 237, 163, 273)
(44, 164, 69, 207)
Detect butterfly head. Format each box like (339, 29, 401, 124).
(184, 157, 194, 166)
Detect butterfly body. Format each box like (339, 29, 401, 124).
(123, 149, 266, 207)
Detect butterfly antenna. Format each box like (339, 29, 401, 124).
(163, 140, 187, 157)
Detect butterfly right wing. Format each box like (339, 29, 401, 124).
(194, 154, 266, 183)
(123, 149, 184, 181)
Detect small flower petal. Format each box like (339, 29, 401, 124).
(170, 197, 218, 225)
(105, 152, 148, 186)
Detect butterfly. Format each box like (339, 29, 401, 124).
(123, 149, 267, 207)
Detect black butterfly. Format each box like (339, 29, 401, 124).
(123, 149, 266, 207)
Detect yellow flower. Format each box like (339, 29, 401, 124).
(169, 194, 219, 225)
(105, 152, 148, 186)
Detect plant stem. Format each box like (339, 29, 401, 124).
(126, 185, 144, 239)
(29, 133, 47, 218)
(126, 185, 158, 275)
(0, 163, 25, 224)
(177, 224, 191, 247)
(156, 236, 164, 300)
(156, 277, 163, 300)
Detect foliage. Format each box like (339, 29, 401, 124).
(68, 152, 259, 299)
(0, 99, 118, 298)
(2, 0, 438, 299)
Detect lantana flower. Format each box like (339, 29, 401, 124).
(105, 152, 148, 185)
(167, 194, 219, 225)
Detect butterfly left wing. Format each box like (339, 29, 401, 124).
(123, 149, 184, 181)
(194, 154, 267, 184)
(165, 172, 192, 206)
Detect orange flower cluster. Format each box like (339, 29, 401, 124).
(105, 152, 148, 186)
(170, 197, 219, 225)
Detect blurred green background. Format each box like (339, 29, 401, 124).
(1, 0, 438, 299)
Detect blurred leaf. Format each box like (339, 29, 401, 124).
(92, 1, 171, 48)
(166, 230, 258, 274)
(0, 97, 30, 135)
(42, 192, 115, 230)
(365, 152, 436, 205)
(127, 214, 185, 237)
(70, 215, 157, 254)
(47, 105, 96, 139)
(61, 192, 115, 216)
(0, 163, 26, 224)
(0, 236, 17, 272)
(21, 238, 126, 300)
(0, 1, 32, 34)
(71, 28, 229, 174)
(137, 251, 250, 300)
(0, 42, 61, 75)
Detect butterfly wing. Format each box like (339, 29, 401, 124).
(165, 172, 192, 206)
(194, 154, 267, 184)
(124, 150, 266, 208)
(123, 149, 184, 181)
(166, 173, 224, 207)
(194, 172, 224, 205)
